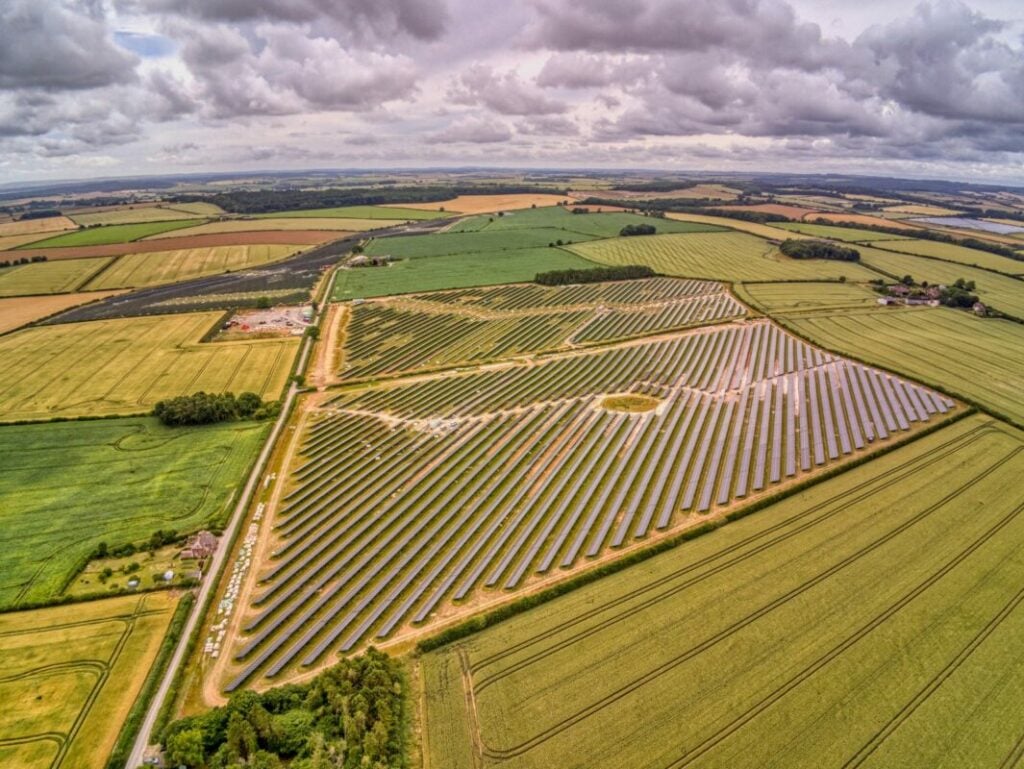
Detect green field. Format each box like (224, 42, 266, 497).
(423, 414, 1024, 769)
(571, 231, 880, 282)
(0, 417, 264, 607)
(85, 244, 304, 290)
(855, 245, 1024, 318)
(257, 205, 446, 220)
(0, 257, 111, 297)
(0, 592, 179, 768)
(334, 247, 598, 299)
(775, 222, 910, 242)
(778, 306, 1024, 426)
(736, 281, 883, 314)
(365, 227, 601, 259)
(869, 238, 1024, 275)
(0, 311, 298, 421)
(68, 207, 199, 227)
(480, 206, 726, 238)
(18, 220, 205, 248)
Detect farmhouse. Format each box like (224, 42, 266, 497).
(181, 530, 218, 560)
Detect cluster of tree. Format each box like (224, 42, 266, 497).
(780, 239, 861, 262)
(93, 529, 181, 560)
(153, 391, 278, 426)
(619, 223, 657, 237)
(17, 209, 63, 221)
(702, 208, 789, 223)
(163, 648, 406, 769)
(0, 255, 47, 268)
(940, 278, 980, 308)
(535, 265, 655, 286)
(176, 185, 567, 215)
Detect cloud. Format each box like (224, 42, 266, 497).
(426, 116, 513, 143)
(450, 65, 567, 116)
(0, 0, 138, 90)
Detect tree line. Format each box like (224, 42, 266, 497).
(163, 648, 406, 769)
(780, 239, 861, 262)
(152, 391, 279, 426)
(535, 265, 656, 286)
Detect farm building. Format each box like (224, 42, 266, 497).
(181, 530, 218, 559)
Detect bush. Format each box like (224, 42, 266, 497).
(535, 265, 656, 286)
(153, 391, 274, 426)
(780, 239, 860, 262)
(619, 223, 657, 236)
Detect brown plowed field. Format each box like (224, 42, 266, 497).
(15, 230, 344, 260)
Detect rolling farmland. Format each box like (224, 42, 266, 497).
(774, 222, 910, 242)
(422, 414, 1024, 769)
(257, 205, 447, 220)
(571, 231, 879, 282)
(0, 417, 265, 607)
(867, 238, 1024, 275)
(479, 207, 726, 238)
(68, 206, 199, 226)
(0, 257, 112, 297)
(0, 312, 298, 421)
(0, 291, 125, 334)
(338, 278, 743, 378)
(0, 216, 77, 238)
(222, 315, 955, 689)
(20, 220, 205, 248)
(0, 592, 180, 769)
(383, 194, 572, 214)
(84, 244, 306, 290)
(736, 282, 882, 315)
(777, 306, 1024, 427)
(143, 218, 368, 237)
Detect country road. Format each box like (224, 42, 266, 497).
(126, 359, 306, 767)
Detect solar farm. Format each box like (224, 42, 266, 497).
(217, 275, 957, 689)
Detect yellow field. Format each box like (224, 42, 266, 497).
(166, 202, 225, 216)
(570, 231, 880, 282)
(67, 206, 201, 227)
(870, 238, 1024, 275)
(0, 233, 65, 251)
(85, 244, 305, 290)
(664, 212, 814, 241)
(0, 292, 126, 334)
(0, 312, 299, 421)
(0, 258, 112, 298)
(143, 219, 366, 238)
(882, 204, 962, 216)
(384, 193, 575, 214)
(0, 592, 179, 769)
(0, 216, 77, 238)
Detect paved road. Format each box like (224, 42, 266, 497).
(126, 369, 305, 768)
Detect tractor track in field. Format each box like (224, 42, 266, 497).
(477, 445, 1022, 760)
(468, 420, 994, 681)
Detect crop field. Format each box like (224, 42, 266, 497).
(19, 220, 204, 248)
(0, 417, 265, 607)
(806, 212, 919, 230)
(717, 203, 816, 219)
(479, 207, 726, 239)
(421, 414, 1024, 769)
(333, 248, 598, 299)
(365, 228, 602, 259)
(146, 219, 372, 238)
(165, 201, 225, 216)
(883, 203, 962, 216)
(571, 232, 879, 282)
(778, 306, 1024, 427)
(384, 194, 573, 214)
(0, 216, 77, 238)
(854, 246, 1024, 318)
(0, 312, 298, 421)
(664, 212, 814, 241)
(0, 291, 125, 335)
(0, 592, 179, 769)
(338, 279, 741, 377)
(774, 222, 909, 242)
(0, 232, 73, 251)
(68, 206, 200, 226)
(736, 282, 882, 315)
(258, 205, 447, 220)
(221, 318, 954, 688)
(0, 257, 112, 297)
(868, 238, 1024, 275)
(84, 244, 305, 290)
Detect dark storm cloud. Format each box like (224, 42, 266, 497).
(120, 0, 449, 41)
(0, 0, 138, 90)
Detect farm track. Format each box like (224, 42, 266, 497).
(477, 446, 1023, 759)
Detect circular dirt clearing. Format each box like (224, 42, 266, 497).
(600, 394, 660, 413)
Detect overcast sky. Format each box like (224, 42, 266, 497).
(2, 0, 1023, 185)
